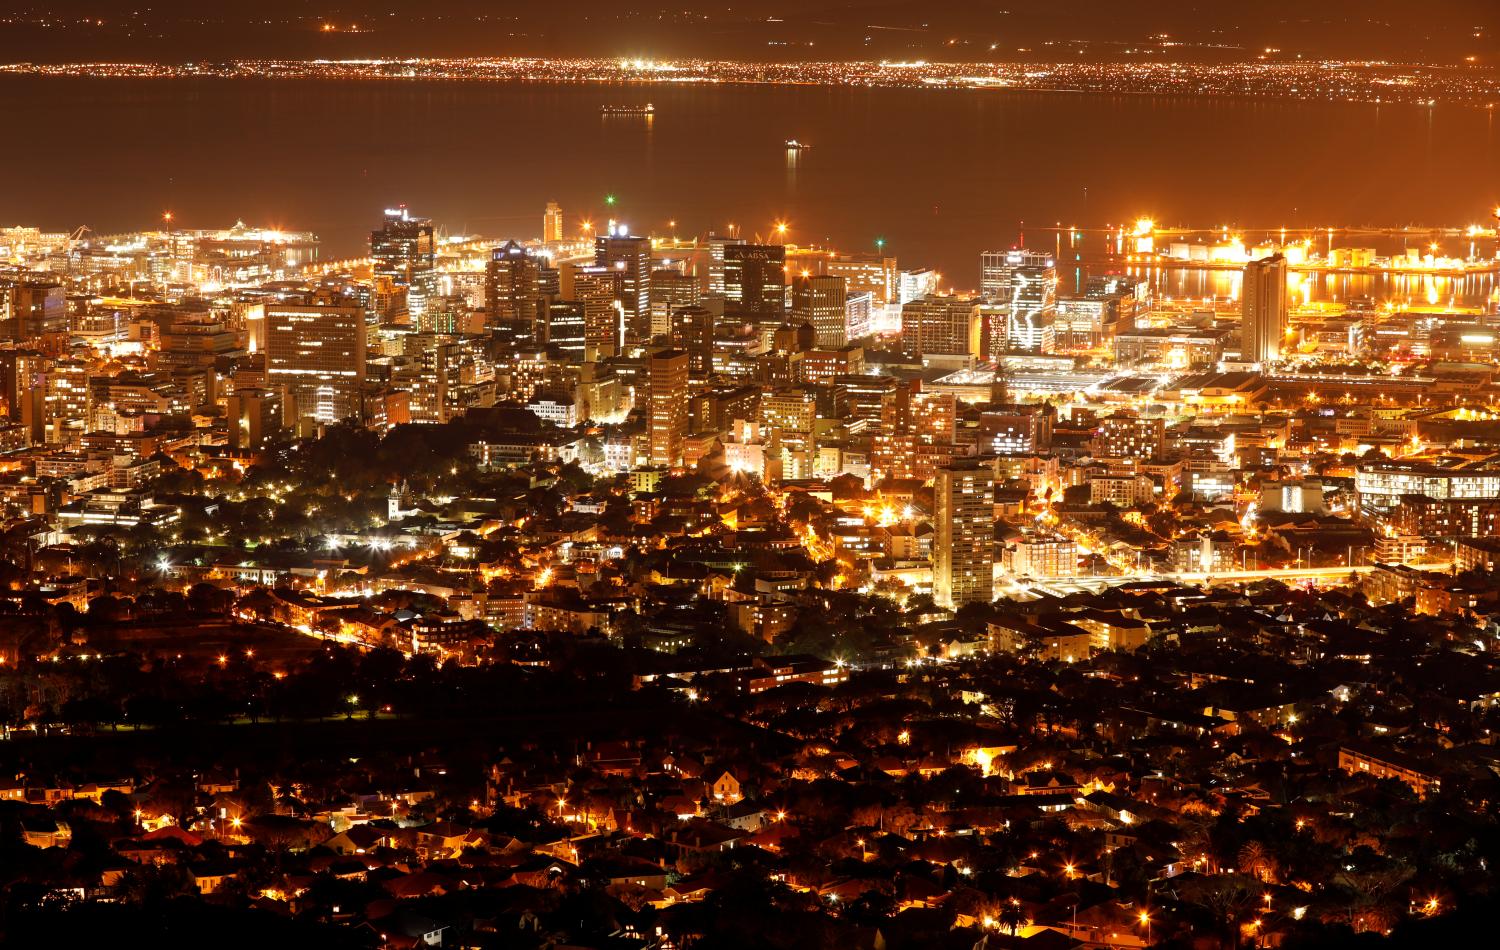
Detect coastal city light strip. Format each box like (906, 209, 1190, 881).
(4, 57, 1499, 105)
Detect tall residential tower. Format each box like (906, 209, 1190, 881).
(1241, 253, 1289, 364)
(934, 460, 996, 609)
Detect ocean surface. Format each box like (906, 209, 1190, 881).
(6, 76, 1500, 299)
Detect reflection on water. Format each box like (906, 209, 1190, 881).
(1138, 265, 1496, 309)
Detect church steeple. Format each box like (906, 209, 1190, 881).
(387, 480, 408, 521)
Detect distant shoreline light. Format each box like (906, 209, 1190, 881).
(0, 57, 1489, 107)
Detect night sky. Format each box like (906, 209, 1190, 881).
(2, 2, 1496, 63)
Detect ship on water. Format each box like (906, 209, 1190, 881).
(601, 103, 655, 116)
(785, 139, 811, 150)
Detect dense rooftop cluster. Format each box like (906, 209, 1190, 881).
(3, 576, 1500, 948)
(5, 194, 1500, 947)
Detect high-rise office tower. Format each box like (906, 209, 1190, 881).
(979, 249, 1059, 355)
(934, 460, 996, 609)
(1242, 254, 1288, 364)
(486, 240, 545, 344)
(371, 207, 435, 293)
(545, 301, 587, 363)
(670, 306, 715, 378)
(648, 349, 690, 468)
(824, 254, 899, 306)
(791, 273, 849, 348)
(979, 250, 1010, 300)
(900, 296, 982, 361)
(574, 266, 626, 360)
(265, 296, 367, 425)
(543, 202, 564, 244)
(707, 234, 744, 296)
(1004, 254, 1057, 355)
(594, 230, 652, 344)
(979, 248, 1047, 299)
(724, 243, 787, 326)
(650, 269, 701, 338)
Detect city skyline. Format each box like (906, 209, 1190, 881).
(5, 6, 1500, 948)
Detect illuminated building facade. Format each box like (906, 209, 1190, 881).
(265, 298, 367, 425)
(724, 243, 786, 326)
(934, 460, 995, 609)
(543, 201, 564, 244)
(0, 279, 66, 341)
(371, 207, 435, 295)
(574, 266, 625, 359)
(791, 273, 849, 347)
(648, 349, 689, 467)
(1004, 254, 1057, 355)
(900, 296, 981, 363)
(486, 240, 546, 344)
(1242, 253, 1288, 364)
(650, 269, 700, 338)
(594, 232, 652, 343)
(1356, 460, 1500, 512)
(1093, 415, 1166, 461)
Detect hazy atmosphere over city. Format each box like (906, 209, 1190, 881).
(5, 2, 1500, 949)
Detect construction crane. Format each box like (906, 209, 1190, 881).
(61, 225, 91, 276)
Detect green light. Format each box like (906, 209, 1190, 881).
(875, 237, 886, 249)
(605, 194, 617, 206)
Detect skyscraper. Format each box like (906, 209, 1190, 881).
(1004, 255, 1057, 355)
(370, 207, 435, 292)
(545, 300, 586, 363)
(979, 249, 1013, 301)
(934, 460, 996, 609)
(977, 249, 1059, 356)
(980, 249, 1052, 301)
(265, 296, 367, 425)
(648, 349, 690, 468)
(594, 230, 652, 344)
(706, 234, 744, 296)
(485, 240, 545, 344)
(791, 273, 849, 348)
(670, 305, 715, 378)
(724, 243, 787, 326)
(1242, 253, 1289, 364)
(543, 202, 564, 244)
(574, 266, 626, 360)
(650, 269, 700, 338)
